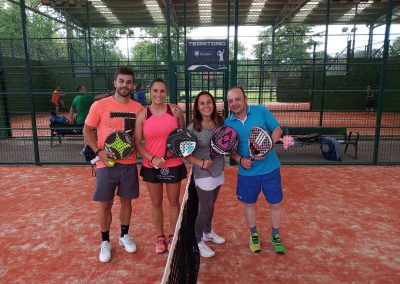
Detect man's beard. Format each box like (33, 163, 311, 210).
(116, 88, 131, 97)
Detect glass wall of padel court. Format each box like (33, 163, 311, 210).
(0, 0, 399, 165)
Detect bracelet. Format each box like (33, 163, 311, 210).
(239, 157, 243, 166)
(150, 155, 155, 163)
(201, 159, 205, 169)
(95, 149, 102, 156)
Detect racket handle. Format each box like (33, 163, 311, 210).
(90, 156, 115, 166)
(153, 157, 165, 170)
(90, 156, 100, 164)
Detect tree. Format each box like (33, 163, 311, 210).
(132, 26, 192, 62)
(252, 24, 314, 63)
(390, 36, 400, 56)
(229, 40, 246, 60)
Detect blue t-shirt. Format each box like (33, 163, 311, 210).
(224, 105, 280, 176)
(135, 90, 146, 105)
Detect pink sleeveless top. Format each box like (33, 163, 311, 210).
(142, 104, 183, 168)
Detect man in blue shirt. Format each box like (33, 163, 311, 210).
(225, 86, 286, 254)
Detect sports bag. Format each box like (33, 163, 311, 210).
(320, 136, 341, 161)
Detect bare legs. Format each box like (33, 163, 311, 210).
(146, 182, 181, 236)
(99, 197, 132, 231)
(242, 202, 282, 230)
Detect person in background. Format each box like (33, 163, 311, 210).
(365, 85, 376, 112)
(134, 82, 146, 106)
(94, 90, 115, 101)
(69, 85, 93, 124)
(134, 78, 186, 255)
(83, 67, 143, 263)
(186, 91, 226, 258)
(224, 86, 286, 255)
(51, 85, 65, 114)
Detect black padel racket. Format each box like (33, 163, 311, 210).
(154, 128, 196, 169)
(248, 126, 273, 161)
(210, 126, 239, 159)
(91, 131, 134, 166)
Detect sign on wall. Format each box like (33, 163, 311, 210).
(186, 39, 228, 71)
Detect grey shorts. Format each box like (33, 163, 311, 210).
(93, 163, 139, 202)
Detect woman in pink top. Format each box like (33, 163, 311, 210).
(135, 78, 186, 254)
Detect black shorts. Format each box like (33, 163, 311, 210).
(140, 164, 187, 183)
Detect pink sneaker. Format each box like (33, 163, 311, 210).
(167, 234, 174, 251)
(156, 235, 166, 254)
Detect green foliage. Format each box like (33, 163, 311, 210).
(0, 0, 22, 38)
(132, 26, 192, 62)
(390, 36, 400, 56)
(253, 24, 314, 63)
(229, 40, 246, 60)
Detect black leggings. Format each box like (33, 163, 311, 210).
(195, 185, 221, 243)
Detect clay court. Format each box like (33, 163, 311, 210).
(1, 165, 399, 283)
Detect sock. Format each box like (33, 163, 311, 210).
(101, 231, 110, 242)
(121, 225, 129, 237)
(271, 227, 279, 237)
(250, 226, 257, 234)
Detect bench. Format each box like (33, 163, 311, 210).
(50, 123, 83, 148)
(282, 126, 360, 159)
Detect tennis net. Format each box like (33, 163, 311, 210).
(161, 169, 200, 284)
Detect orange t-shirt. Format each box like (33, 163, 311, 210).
(85, 96, 143, 168)
(51, 90, 61, 103)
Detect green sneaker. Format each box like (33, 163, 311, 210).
(249, 233, 261, 253)
(271, 234, 286, 255)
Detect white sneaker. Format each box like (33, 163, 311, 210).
(198, 240, 215, 258)
(99, 241, 111, 263)
(203, 230, 226, 244)
(119, 234, 137, 253)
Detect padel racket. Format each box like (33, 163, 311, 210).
(153, 128, 196, 169)
(90, 131, 134, 166)
(210, 126, 239, 159)
(248, 126, 273, 161)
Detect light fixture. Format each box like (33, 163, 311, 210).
(351, 27, 357, 32)
(342, 27, 348, 32)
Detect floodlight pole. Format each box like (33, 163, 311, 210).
(351, 4, 358, 58)
(85, 0, 94, 91)
(230, 0, 239, 88)
(19, 0, 40, 164)
(127, 33, 129, 64)
(319, 0, 331, 127)
(373, 0, 393, 165)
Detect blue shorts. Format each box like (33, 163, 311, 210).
(236, 167, 283, 204)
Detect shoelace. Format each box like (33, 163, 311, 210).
(251, 235, 259, 244)
(273, 236, 282, 245)
(101, 242, 109, 253)
(123, 236, 133, 245)
(157, 238, 165, 245)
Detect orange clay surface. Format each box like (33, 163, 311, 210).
(0, 165, 399, 283)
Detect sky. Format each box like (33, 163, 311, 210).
(120, 24, 399, 60)
(188, 24, 400, 58)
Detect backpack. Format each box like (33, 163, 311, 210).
(320, 136, 341, 161)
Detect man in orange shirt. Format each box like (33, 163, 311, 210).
(51, 85, 65, 114)
(83, 67, 144, 263)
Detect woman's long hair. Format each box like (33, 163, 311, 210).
(192, 91, 224, 131)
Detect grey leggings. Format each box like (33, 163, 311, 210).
(195, 185, 221, 243)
